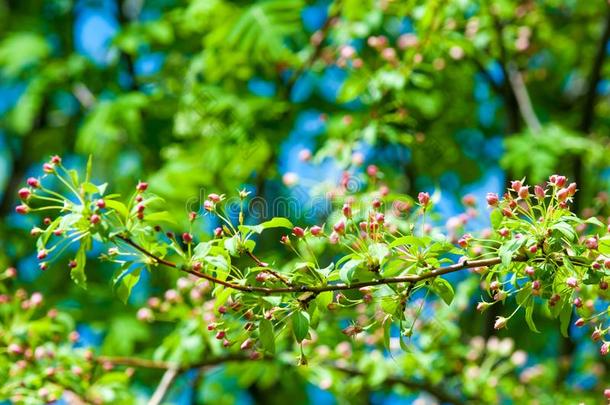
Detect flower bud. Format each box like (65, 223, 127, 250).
(494, 316, 507, 330)
(486, 193, 499, 206)
(96, 199, 106, 209)
(37, 250, 47, 260)
(137, 308, 153, 322)
(329, 231, 340, 244)
(518, 186, 529, 199)
(534, 185, 545, 199)
(292, 226, 305, 238)
(366, 165, 378, 178)
(43, 163, 55, 173)
(18, 188, 31, 200)
(342, 204, 352, 218)
(418, 192, 430, 207)
(511, 181, 522, 192)
(310, 225, 323, 236)
(601, 343, 609, 356)
(575, 318, 585, 327)
(333, 220, 345, 234)
(27, 177, 40, 188)
(566, 277, 578, 288)
(15, 204, 29, 214)
(585, 237, 598, 250)
(182, 233, 193, 244)
(90, 214, 101, 225)
(136, 181, 148, 192)
(240, 338, 254, 350)
(557, 188, 569, 202)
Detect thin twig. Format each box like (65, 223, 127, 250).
(147, 366, 179, 405)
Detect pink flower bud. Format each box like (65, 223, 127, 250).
(310, 225, 323, 236)
(27, 177, 40, 188)
(215, 330, 226, 340)
(18, 188, 31, 200)
(240, 338, 254, 350)
(182, 233, 193, 244)
(604, 388, 610, 399)
(567, 182, 577, 196)
(557, 188, 569, 202)
(43, 163, 55, 173)
(292, 226, 305, 238)
(372, 198, 382, 209)
(573, 297, 582, 308)
(51, 155, 61, 164)
(298, 149, 312, 161)
(137, 308, 153, 322)
(592, 329, 602, 341)
(518, 186, 529, 199)
(418, 192, 430, 207)
(375, 213, 385, 224)
(600, 280, 609, 290)
(333, 220, 345, 234)
(499, 228, 510, 238)
(575, 318, 585, 327)
(203, 200, 214, 212)
(555, 176, 567, 187)
(511, 180, 522, 192)
(208, 193, 221, 203)
(15, 204, 29, 214)
(8, 344, 23, 355)
(585, 237, 598, 250)
(214, 227, 223, 237)
(486, 193, 499, 206)
(96, 199, 106, 209)
(39, 262, 47, 271)
(136, 181, 148, 192)
(329, 231, 340, 244)
(529, 245, 538, 254)
(37, 250, 47, 260)
(534, 185, 545, 199)
(218, 305, 227, 314)
(566, 277, 578, 288)
(90, 214, 101, 224)
(342, 203, 352, 218)
(366, 165, 378, 177)
(532, 280, 541, 290)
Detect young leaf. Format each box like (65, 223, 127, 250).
(239, 217, 293, 234)
(116, 267, 142, 304)
(339, 259, 363, 284)
(292, 311, 310, 343)
(258, 319, 275, 354)
(430, 277, 454, 306)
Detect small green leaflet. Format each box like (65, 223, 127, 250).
(239, 217, 293, 234)
(339, 259, 363, 284)
(258, 319, 275, 354)
(116, 267, 142, 304)
(490, 208, 503, 229)
(71, 241, 88, 289)
(430, 277, 454, 306)
(292, 311, 310, 343)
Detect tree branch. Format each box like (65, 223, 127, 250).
(115, 234, 524, 295)
(506, 62, 542, 134)
(147, 366, 179, 405)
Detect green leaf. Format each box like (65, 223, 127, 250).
(239, 217, 293, 234)
(291, 311, 310, 343)
(339, 259, 363, 284)
(430, 277, 454, 306)
(551, 222, 577, 242)
(498, 237, 526, 267)
(144, 211, 177, 225)
(525, 300, 540, 333)
(105, 199, 129, 222)
(71, 240, 88, 288)
(224, 235, 241, 256)
(558, 302, 572, 338)
(382, 316, 392, 351)
(490, 209, 503, 229)
(258, 319, 275, 354)
(368, 243, 389, 265)
(116, 267, 142, 304)
(316, 291, 333, 312)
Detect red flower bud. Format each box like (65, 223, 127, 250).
(372, 198, 382, 209)
(136, 181, 148, 192)
(43, 163, 55, 173)
(342, 203, 352, 218)
(333, 220, 345, 234)
(215, 331, 226, 340)
(292, 226, 305, 238)
(68, 260, 77, 269)
(90, 214, 101, 225)
(418, 192, 430, 207)
(182, 233, 193, 244)
(310, 225, 323, 236)
(566, 277, 578, 288)
(518, 186, 529, 199)
(575, 318, 585, 327)
(27, 177, 40, 188)
(511, 180, 522, 192)
(208, 193, 221, 203)
(534, 185, 545, 199)
(557, 188, 569, 202)
(214, 227, 223, 238)
(585, 237, 598, 250)
(366, 165, 378, 178)
(18, 188, 31, 200)
(96, 199, 106, 209)
(15, 204, 29, 214)
(37, 250, 47, 260)
(486, 193, 499, 206)
(50, 155, 61, 164)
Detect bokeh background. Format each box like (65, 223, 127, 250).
(2, 0, 610, 403)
